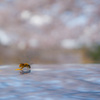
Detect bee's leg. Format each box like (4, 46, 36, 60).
(27, 65, 31, 68)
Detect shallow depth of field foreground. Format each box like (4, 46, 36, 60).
(0, 64, 100, 100)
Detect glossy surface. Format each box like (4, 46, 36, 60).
(0, 64, 100, 100)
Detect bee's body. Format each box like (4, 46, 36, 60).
(19, 63, 31, 70)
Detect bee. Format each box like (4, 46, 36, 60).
(19, 63, 31, 70)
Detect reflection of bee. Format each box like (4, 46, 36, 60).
(19, 63, 31, 70)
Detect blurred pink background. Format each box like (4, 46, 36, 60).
(0, 0, 100, 64)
